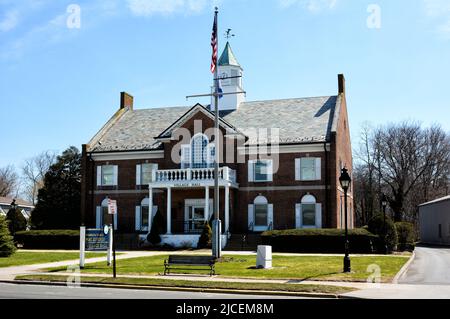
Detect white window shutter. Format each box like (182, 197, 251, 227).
(96, 206, 101, 228)
(295, 204, 301, 229)
(248, 161, 255, 182)
(96, 166, 102, 186)
(268, 204, 274, 228)
(207, 144, 215, 167)
(295, 159, 301, 181)
(181, 145, 190, 169)
(315, 158, 322, 181)
(113, 165, 118, 186)
(136, 165, 141, 186)
(135, 206, 141, 231)
(248, 204, 254, 229)
(151, 164, 159, 182)
(267, 160, 273, 182)
(316, 203, 322, 228)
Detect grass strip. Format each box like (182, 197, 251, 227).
(14, 274, 356, 295)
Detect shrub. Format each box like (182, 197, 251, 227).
(197, 222, 212, 249)
(14, 230, 79, 249)
(368, 214, 398, 253)
(395, 222, 417, 251)
(147, 210, 165, 245)
(261, 228, 379, 254)
(0, 215, 16, 257)
(6, 208, 28, 234)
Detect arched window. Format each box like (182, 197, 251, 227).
(135, 198, 158, 232)
(191, 134, 209, 169)
(295, 195, 322, 229)
(96, 198, 118, 230)
(248, 196, 273, 232)
(181, 134, 215, 169)
(254, 196, 268, 227)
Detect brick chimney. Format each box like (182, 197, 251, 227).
(120, 92, 134, 110)
(338, 74, 345, 95)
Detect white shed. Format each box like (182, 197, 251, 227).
(419, 196, 450, 245)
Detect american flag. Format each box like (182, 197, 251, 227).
(210, 12, 218, 74)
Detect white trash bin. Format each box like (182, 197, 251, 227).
(256, 245, 272, 269)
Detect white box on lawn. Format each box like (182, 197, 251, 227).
(256, 245, 272, 269)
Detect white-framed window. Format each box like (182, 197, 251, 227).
(135, 198, 158, 232)
(248, 196, 273, 232)
(248, 160, 273, 182)
(96, 165, 118, 186)
(295, 158, 321, 181)
(96, 198, 118, 230)
(181, 134, 215, 169)
(295, 195, 322, 229)
(136, 163, 158, 185)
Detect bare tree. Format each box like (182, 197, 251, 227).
(357, 122, 450, 223)
(22, 151, 56, 205)
(0, 165, 19, 197)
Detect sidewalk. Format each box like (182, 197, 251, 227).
(4, 249, 445, 299)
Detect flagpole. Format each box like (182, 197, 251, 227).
(213, 6, 221, 260)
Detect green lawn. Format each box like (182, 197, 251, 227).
(15, 274, 356, 295)
(0, 251, 105, 268)
(47, 254, 409, 283)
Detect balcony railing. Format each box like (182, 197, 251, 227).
(154, 166, 236, 184)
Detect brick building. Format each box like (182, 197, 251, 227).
(80, 43, 354, 249)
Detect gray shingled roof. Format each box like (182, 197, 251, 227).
(88, 96, 339, 152)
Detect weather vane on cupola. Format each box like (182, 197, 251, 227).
(224, 28, 235, 40)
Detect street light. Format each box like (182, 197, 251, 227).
(381, 194, 388, 254)
(339, 168, 352, 273)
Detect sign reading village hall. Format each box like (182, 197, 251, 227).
(85, 229, 109, 251)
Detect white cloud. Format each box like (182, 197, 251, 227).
(423, 0, 450, 38)
(423, 0, 450, 17)
(127, 0, 216, 16)
(0, 10, 19, 32)
(279, 0, 338, 12)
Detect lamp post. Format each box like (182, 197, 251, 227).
(381, 194, 388, 255)
(339, 168, 352, 273)
(10, 199, 17, 236)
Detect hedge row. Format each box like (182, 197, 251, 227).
(15, 230, 80, 249)
(261, 228, 380, 254)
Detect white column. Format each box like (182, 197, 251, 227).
(225, 186, 230, 233)
(204, 186, 209, 221)
(148, 187, 153, 232)
(166, 187, 172, 234)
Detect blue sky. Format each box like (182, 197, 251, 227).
(1, 0, 449, 168)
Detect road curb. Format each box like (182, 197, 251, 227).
(392, 251, 415, 284)
(4, 279, 342, 299)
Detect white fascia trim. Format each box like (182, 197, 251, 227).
(239, 143, 330, 155)
(157, 105, 240, 140)
(91, 151, 164, 161)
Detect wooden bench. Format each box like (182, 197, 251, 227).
(164, 255, 216, 276)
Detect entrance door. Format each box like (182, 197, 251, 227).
(187, 206, 205, 233)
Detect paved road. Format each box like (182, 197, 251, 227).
(399, 246, 450, 285)
(0, 283, 307, 299)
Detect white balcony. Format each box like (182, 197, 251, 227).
(151, 166, 237, 188)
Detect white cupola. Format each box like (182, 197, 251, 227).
(211, 42, 245, 111)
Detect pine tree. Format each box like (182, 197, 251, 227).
(147, 210, 165, 245)
(197, 221, 212, 249)
(6, 207, 27, 235)
(0, 215, 16, 257)
(31, 146, 81, 229)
